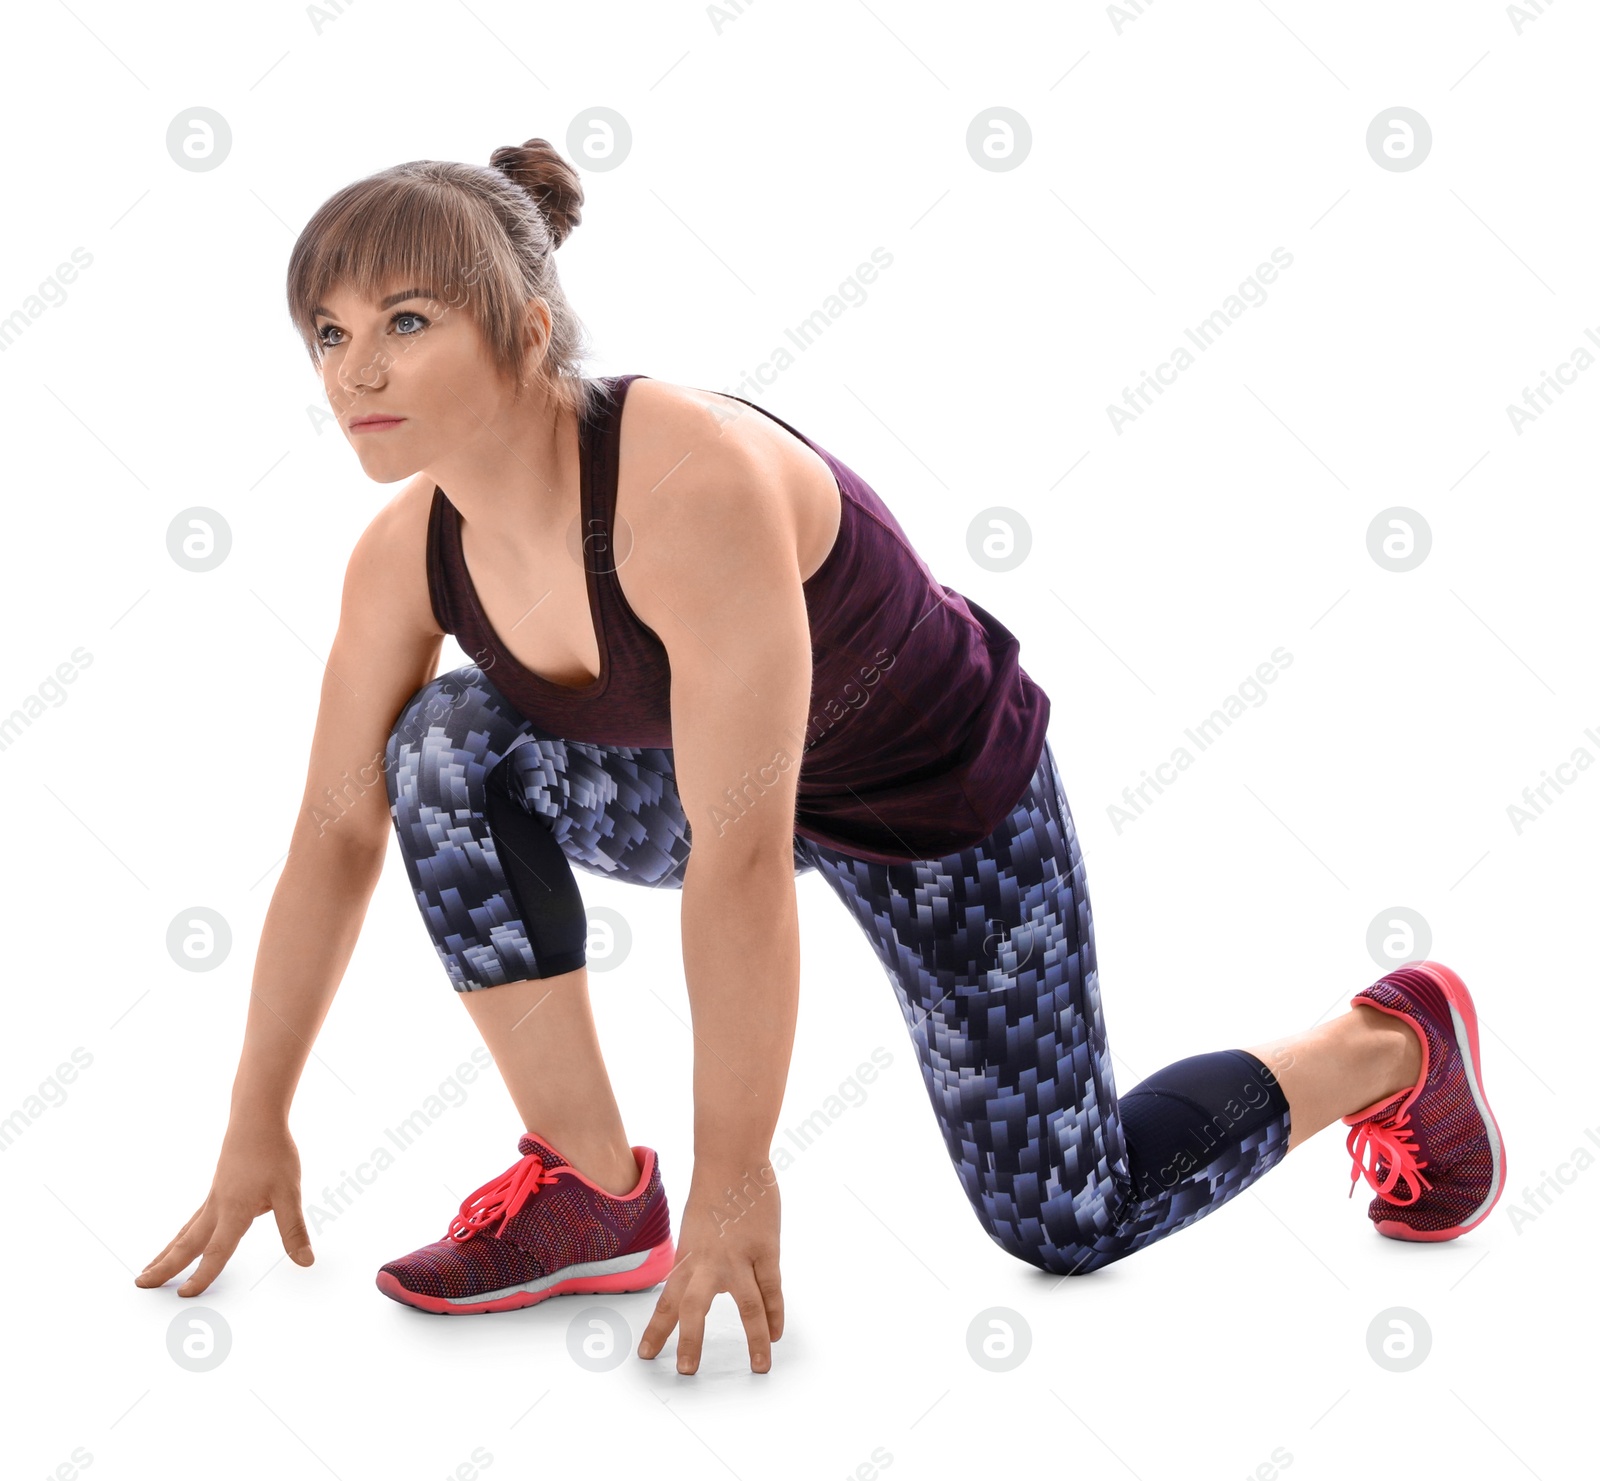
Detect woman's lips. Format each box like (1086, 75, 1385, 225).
(351, 417, 406, 433)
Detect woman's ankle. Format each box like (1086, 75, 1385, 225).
(535, 1127, 639, 1197)
(1350, 1002, 1422, 1105)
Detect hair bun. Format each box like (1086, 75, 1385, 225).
(489, 138, 584, 249)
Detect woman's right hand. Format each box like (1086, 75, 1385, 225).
(135, 1118, 315, 1297)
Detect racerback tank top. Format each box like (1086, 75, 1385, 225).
(425, 374, 1051, 864)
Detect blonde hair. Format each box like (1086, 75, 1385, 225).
(285, 137, 598, 425)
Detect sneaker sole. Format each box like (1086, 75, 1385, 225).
(1371, 960, 1507, 1242)
(375, 1237, 676, 1315)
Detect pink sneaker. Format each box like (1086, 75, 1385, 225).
(1342, 960, 1506, 1241)
(376, 1131, 675, 1314)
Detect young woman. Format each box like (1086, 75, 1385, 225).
(135, 138, 1506, 1375)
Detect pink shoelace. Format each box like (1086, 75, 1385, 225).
(1346, 1105, 1434, 1206)
(448, 1153, 562, 1242)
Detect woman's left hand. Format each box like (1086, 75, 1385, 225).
(637, 1158, 784, 1375)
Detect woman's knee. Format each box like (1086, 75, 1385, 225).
(984, 1219, 1115, 1277)
(384, 666, 520, 805)
(388, 666, 485, 752)
(951, 1149, 1124, 1276)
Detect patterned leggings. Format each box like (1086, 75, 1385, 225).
(384, 665, 1292, 1275)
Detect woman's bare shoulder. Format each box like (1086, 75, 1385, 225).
(619, 375, 755, 461)
(618, 374, 831, 504)
(618, 376, 840, 583)
(614, 377, 843, 608)
(617, 377, 788, 532)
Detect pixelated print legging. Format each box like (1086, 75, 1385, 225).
(383, 665, 1292, 1275)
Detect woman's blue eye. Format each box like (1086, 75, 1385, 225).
(317, 310, 429, 348)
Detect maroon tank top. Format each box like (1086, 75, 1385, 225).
(426, 374, 1051, 864)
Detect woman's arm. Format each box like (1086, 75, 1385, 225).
(617, 420, 816, 1374)
(228, 790, 394, 1124)
(229, 480, 444, 1123)
(138, 477, 443, 1297)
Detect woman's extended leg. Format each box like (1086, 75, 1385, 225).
(1246, 1005, 1422, 1154)
(798, 736, 1419, 1273)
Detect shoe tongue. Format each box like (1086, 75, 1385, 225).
(516, 1131, 571, 1172)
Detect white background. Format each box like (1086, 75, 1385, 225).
(1, 2, 1592, 1477)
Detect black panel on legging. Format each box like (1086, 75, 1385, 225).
(1118, 1049, 1292, 1202)
(481, 750, 589, 979)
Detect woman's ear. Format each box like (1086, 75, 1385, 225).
(520, 296, 552, 358)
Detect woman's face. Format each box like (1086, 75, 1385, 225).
(312, 279, 535, 481)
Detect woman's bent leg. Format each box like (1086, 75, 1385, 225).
(799, 737, 1293, 1274)
(384, 664, 704, 985)
(384, 665, 694, 1192)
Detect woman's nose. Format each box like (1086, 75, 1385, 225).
(341, 356, 386, 394)
(335, 339, 393, 396)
